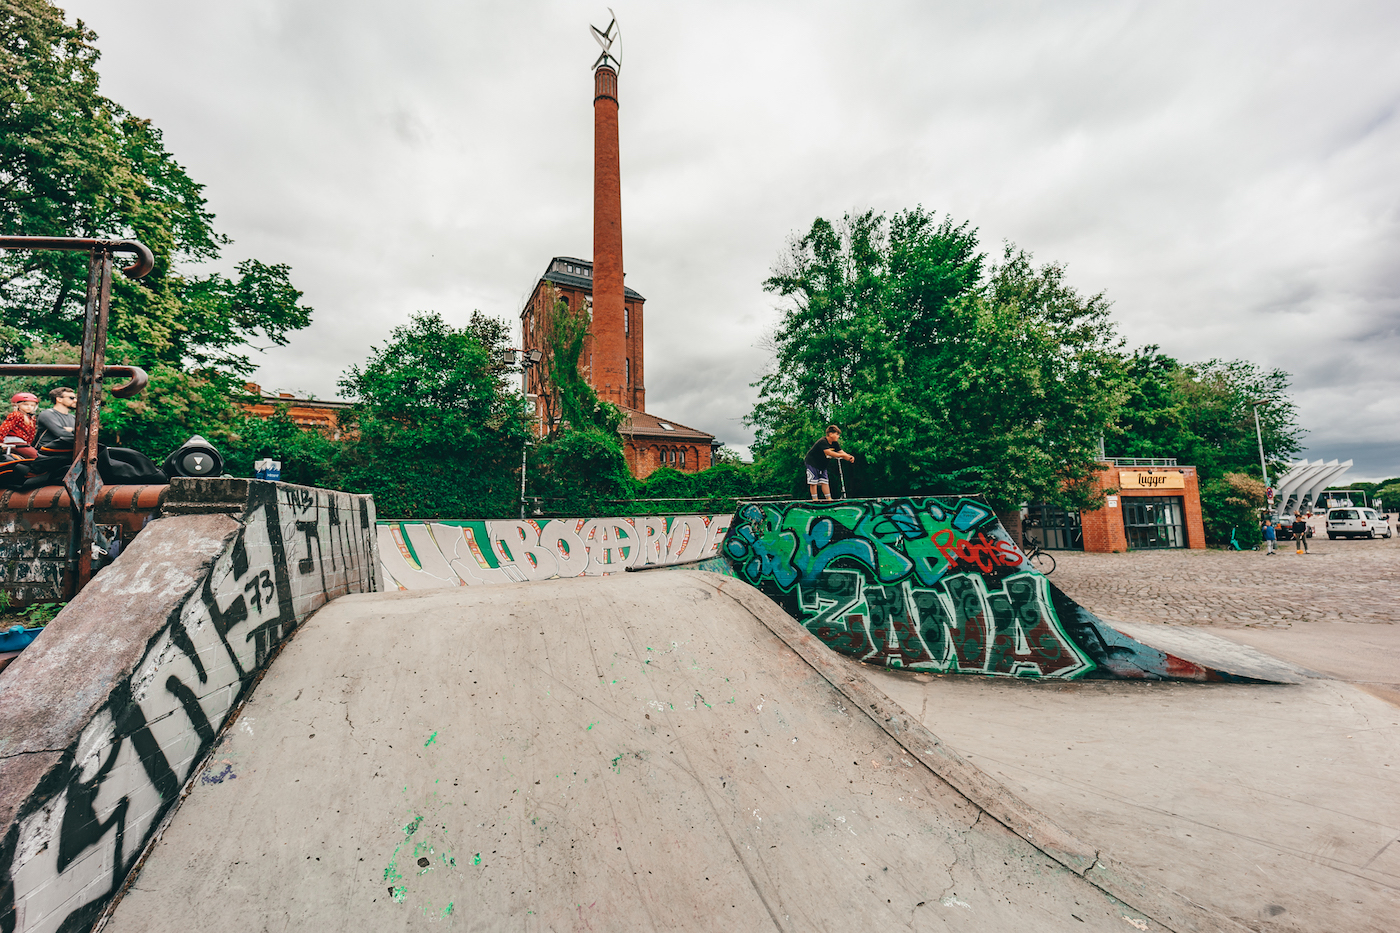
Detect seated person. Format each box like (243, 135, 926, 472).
(0, 392, 40, 460)
(34, 386, 77, 450)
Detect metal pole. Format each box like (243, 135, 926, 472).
(1252, 403, 1268, 487)
(64, 248, 112, 595)
(0, 236, 152, 598)
(520, 441, 530, 520)
(836, 458, 846, 500)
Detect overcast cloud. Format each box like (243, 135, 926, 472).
(61, 0, 1400, 478)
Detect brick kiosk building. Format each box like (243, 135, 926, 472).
(519, 40, 717, 480)
(1026, 459, 1206, 553)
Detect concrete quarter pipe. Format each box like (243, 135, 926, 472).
(101, 570, 1229, 932)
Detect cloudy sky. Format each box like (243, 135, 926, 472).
(64, 0, 1400, 478)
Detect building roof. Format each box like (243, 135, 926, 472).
(617, 405, 715, 443)
(243, 384, 354, 410)
(539, 256, 645, 301)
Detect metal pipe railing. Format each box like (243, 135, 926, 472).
(0, 235, 154, 595)
(0, 364, 148, 399)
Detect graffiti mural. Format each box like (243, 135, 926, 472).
(722, 497, 1097, 679)
(379, 514, 731, 589)
(0, 483, 378, 933)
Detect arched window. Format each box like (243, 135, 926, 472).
(679, 449, 686, 468)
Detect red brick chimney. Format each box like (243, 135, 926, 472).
(592, 63, 626, 407)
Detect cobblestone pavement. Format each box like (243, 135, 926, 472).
(1048, 522, 1400, 628)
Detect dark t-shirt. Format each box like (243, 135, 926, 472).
(804, 438, 842, 470)
(35, 408, 75, 449)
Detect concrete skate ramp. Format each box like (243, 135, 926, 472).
(720, 497, 1278, 682)
(106, 570, 1241, 932)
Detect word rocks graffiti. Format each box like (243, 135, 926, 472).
(0, 482, 378, 933)
(379, 514, 730, 589)
(722, 497, 1095, 679)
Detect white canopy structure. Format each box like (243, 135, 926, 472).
(1270, 459, 1353, 517)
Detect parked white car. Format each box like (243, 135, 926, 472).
(1325, 508, 1393, 539)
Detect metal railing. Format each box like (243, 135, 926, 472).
(0, 236, 154, 596)
(1105, 457, 1178, 467)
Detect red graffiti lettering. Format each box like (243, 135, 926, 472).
(932, 529, 1025, 572)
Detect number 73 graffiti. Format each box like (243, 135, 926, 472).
(243, 569, 275, 612)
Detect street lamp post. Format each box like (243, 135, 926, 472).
(1251, 399, 1271, 514)
(504, 347, 545, 520)
(520, 439, 532, 520)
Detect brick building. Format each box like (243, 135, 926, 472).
(241, 384, 352, 440)
(520, 257, 646, 412)
(1025, 459, 1206, 553)
(519, 46, 716, 480)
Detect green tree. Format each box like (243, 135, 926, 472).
(1106, 348, 1304, 544)
(1200, 472, 1266, 548)
(0, 0, 312, 457)
(532, 291, 623, 438)
(751, 208, 1124, 510)
(222, 406, 339, 488)
(1112, 348, 1302, 477)
(333, 312, 529, 518)
(1372, 480, 1400, 510)
(520, 293, 633, 515)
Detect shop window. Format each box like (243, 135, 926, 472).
(1024, 505, 1083, 550)
(1123, 496, 1187, 549)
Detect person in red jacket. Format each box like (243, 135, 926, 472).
(0, 392, 40, 460)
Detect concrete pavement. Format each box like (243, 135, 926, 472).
(103, 571, 1230, 932)
(848, 538, 1400, 933)
(860, 661, 1400, 933)
(1050, 531, 1400, 627)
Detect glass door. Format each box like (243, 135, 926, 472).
(1122, 496, 1186, 549)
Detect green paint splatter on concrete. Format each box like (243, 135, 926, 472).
(391, 884, 407, 903)
(442, 903, 454, 918)
(473, 853, 482, 865)
(404, 815, 422, 836)
(586, 721, 598, 731)
(611, 754, 624, 773)
(425, 731, 438, 747)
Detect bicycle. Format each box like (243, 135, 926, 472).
(1023, 540, 1056, 575)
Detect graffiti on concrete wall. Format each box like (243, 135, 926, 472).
(0, 483, 378, 933)
(721, 497, 1096, 679)
(379, 514, 731, 589)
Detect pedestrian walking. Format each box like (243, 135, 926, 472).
(1291, 512, 1309, 554)
(1262, 520, 1276, 555)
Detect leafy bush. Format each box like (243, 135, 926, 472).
(529, 429, 634, 516)
(1201, 472, 1265, 547)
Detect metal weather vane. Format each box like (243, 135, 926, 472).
(590, 8, 621, 72)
